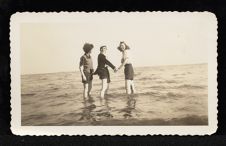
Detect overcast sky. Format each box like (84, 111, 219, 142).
(20, 13, 216, 74)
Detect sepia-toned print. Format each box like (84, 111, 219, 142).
(10, 12, 217, 135)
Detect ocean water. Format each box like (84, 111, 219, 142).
(21, 64, 208, 126)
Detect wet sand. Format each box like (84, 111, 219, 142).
(21, 64, 208, 126)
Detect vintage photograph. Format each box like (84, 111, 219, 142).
(10, 12, 217, 135)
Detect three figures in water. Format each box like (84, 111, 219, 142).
(79, 42, 136, 100)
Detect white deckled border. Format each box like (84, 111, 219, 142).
(10, 12, 218, 136)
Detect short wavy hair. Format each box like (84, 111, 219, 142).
(83, 43, 94, 53)
(117, 41, 130, 52)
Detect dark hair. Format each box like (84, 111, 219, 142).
(117, 41, 130, 52)
(100, 45, 106, 52)
(83, 43, 94, 53)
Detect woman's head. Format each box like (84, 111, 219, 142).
(100, 45, 107, 54)
(117, 41, 130, 52)
(83, 43, 94, 54)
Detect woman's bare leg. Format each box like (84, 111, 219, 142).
(100, 79, 108, 98)
(131, 80, 136, 94)
(125, 80, 132, 94)
(83, 83, 89, 98)
(105, 83, 109, 95)
(88, 80, 92, 97)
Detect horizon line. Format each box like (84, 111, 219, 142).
(21, 62, 207, 76)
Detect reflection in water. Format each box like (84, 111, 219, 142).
(79, 96, 113, 122)
(97, 96, 113, 119)
(79, 97, 96, 121)
(122, 95, 137, 119)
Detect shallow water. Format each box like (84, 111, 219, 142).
(21, 64, 208, 126)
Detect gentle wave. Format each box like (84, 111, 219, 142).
(177, 84, 206, 89)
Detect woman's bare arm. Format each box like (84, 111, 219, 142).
(118, 58, 128, 70)
(79, 65, 84, 75)
(118, 51, 128, 70)
(79, 57, 86, 80)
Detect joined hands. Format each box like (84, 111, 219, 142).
(114, 68, 118, 73)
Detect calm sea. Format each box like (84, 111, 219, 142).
(21, 64, 208, 126)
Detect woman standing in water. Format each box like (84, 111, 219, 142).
(94, 46, 117, 99)
(117, 42, 136, 94)
(79, 43, 94, 99)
